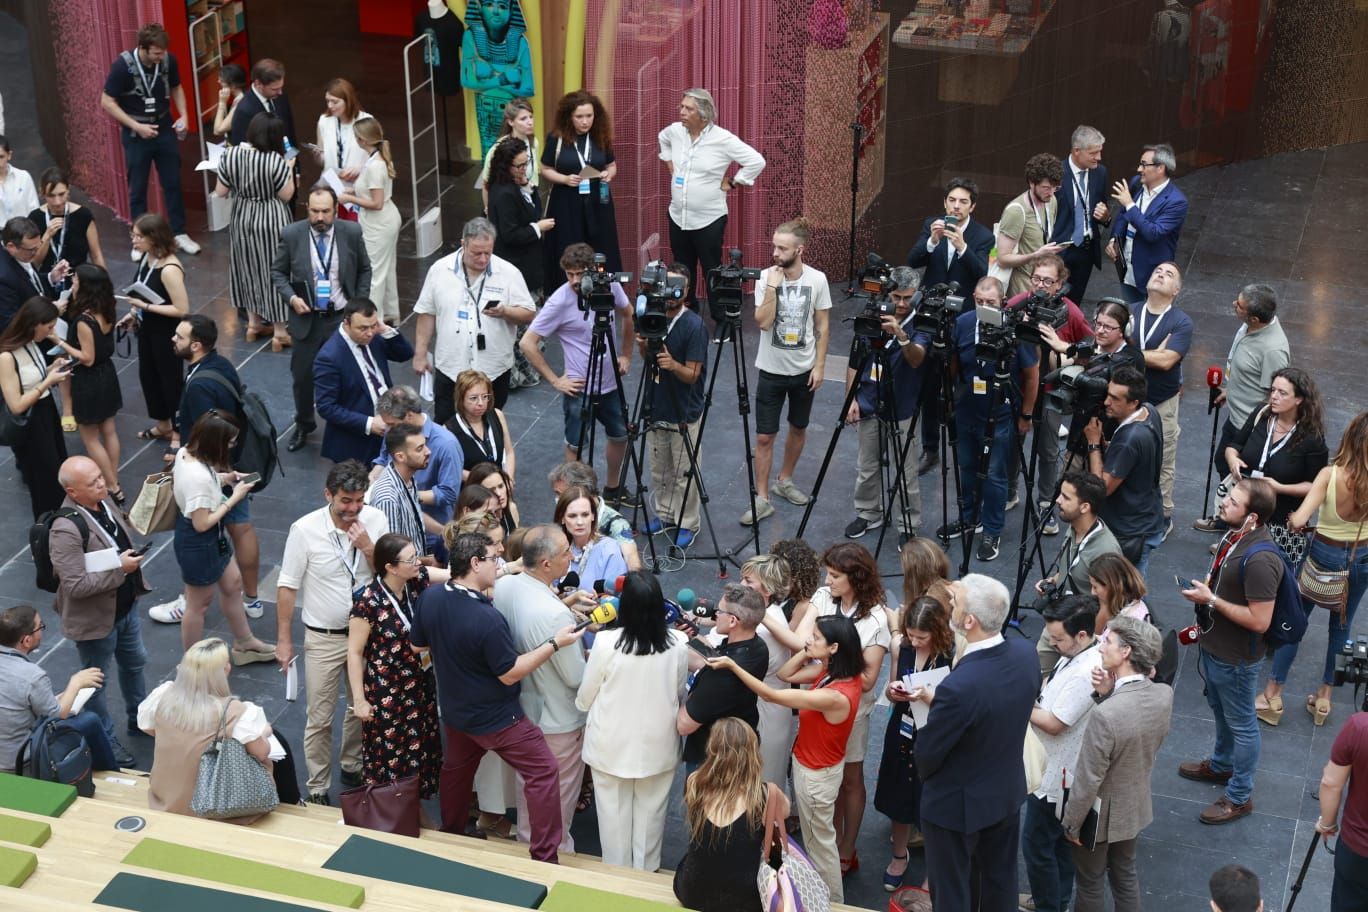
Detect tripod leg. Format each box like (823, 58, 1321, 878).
(796, 350, 870, 539)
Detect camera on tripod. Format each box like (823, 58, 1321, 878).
(1009, 287, 1070, 347)
(708, 248, 762, 319)
(577, 253, 632, 316)
(850, 253, 899, 341)
(911, 281, 966, 337)
(635, 260, 686, 345)
(1045, 357, 1113, 417)
(1334, 636, 1368, 687)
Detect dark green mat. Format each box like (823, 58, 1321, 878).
(0, 772, 76, 817)
(123, 837, 364, 908)
(322, 833, 546, 907)
(540, 881, 687, 911)
(94, 872, 323, 912)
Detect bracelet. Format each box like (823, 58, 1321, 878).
(544, 636, 560, 653)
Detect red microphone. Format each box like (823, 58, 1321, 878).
(613, 575, 627, 594)
(1207, 366, 1224, 413)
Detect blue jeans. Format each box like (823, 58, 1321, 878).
(1268, 536, 1368, 685)
(1199, 648, 1261, 805)
(956, 412, 1013, 536)
(74, 609, 148, 743)
(64, 710, 119, 770)
(122, 127, 186, 234)
(1022, 794, 1074, 912)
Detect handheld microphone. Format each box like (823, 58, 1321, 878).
(593, 578, 606, 595)
(1207, 366, 1224, 414)
(574, 597, 618, 631)
(614, 575, 627, 594)
(558, 571, 580, 596)
(676, 588, 717, 620)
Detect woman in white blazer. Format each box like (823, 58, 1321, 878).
(576, 571, 689, 871)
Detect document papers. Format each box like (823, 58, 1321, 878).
(902, 665, 952, 729)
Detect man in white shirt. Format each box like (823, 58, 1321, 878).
(492, 524, 588, 852)
(275, 460, 389, 803)
(1023, 596, 1104, 912)
(658, 88, 765, 318)
(746, 217, 831, 525)
(412, 217, 536, 425)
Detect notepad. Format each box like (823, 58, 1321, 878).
(903, 665, 952, 729)
(71, 687, 95, 716)
(285, 657, 299, 701)
(83, 547, 122, 573)
(195, 142, 225, 172)
(122, 281, 164, 306)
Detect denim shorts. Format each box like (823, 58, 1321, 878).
(223, 493, 251, 525)
(173, 514, 232, 587)
(562, 390, 628, 448)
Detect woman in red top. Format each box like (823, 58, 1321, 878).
(705, 614, 864, 904)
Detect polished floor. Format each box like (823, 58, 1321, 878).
(1, 11, 1358, 910)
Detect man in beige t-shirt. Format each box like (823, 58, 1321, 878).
(995, 153, 1068, 298)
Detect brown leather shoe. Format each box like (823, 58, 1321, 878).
(1199, 796, 1253, 824)
(1178, 759, 1233, 784)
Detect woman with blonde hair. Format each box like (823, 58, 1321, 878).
(672, 717, 783, 911)
(476, 97, 538, 212)
(897, 536, 954, 630)
(139, 637, 299, 818)
(339, 117, 401, 322)
(741, 553, 811, 787)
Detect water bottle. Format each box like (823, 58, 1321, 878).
(283, 137, 296, 160)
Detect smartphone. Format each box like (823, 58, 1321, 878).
(1056, 240, 1075, 247)
(943, 215, 959, 230)
(1174, 574, 1190, 591)
(687, 637, 719, 659)
(483, 299, 500, 312)
(239, 472, 262, 487)
(130, 543, 152, 557)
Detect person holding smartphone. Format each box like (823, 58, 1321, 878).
(0, 296, 71, 518)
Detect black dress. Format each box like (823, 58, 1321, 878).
(1228, 408, 1328, 564)
(673, 811, 765, 912)
(541, 130, 620, 286)
(874, 645, 953, 826)
(6, 342, 68, 520)
(67, 314, 121, 424)
(30, 205, 95, 274)
(131, 256, 186, 422)
(446, 411, 506, 473)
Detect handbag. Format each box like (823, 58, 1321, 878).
(340, 774, 422, 837)
(129, 471, 177, 535)
(0, 350, 31, 446)
(1023, 725, 1047, 795)
(1299, 521, 1363, 617)
(190, 698, 279, 820)
(757, 782, 831, 912)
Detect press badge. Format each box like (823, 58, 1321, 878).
(578, 179, 591, 195)
(973, 377, 988, 395)
(457, 310, 470, 321)
(143, 96, 156, 114)
(315, 279, 332, 309)
(674, 174, 685, 189)
(899, 714, 916, 739)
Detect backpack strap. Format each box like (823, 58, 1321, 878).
(191, 369, 245, 407)
(53, 508, 90, 552)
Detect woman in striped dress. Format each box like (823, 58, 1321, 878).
(214, 112, 294, 351)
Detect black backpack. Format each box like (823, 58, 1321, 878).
(194, 370, 283, 491)
(30, 508, 89, 593)
(17, 716, 94, 796)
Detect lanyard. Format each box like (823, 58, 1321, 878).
(75, 503, 120, 550)
(1061, 520, 1105, 581)
(48, 204, 69, 263)
(134, 53, 160, 100)
(453, 412, 497, 463)
(1071, 167, 1090, 235)
(379, 579, 414, 632)
(573, 134, 591, 171)
(334, 117, 346, 169)
(22, 263, 43, 296)
(1209, 526, 1251, 584)
(1258, 419, 1296, 471)
(136, 255, 158, 285)
(1046, 638, 1099, 685)
(1024, 191, 1053, 238)
(329, 528, 363, 589)
(1137, 305, 1170, 349)
(570, 540, 593, 580)
(313, 231, 334, 278)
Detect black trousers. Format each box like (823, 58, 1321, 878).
(291, 310, 343, 431)
(923, 811, 1021, 912)
(1060, 240, 1099, 305)
(1334, 837, 1368, 912)
(433, 368, 510, 427)
(668, 214, 727, 318)
(13, 396, 68, 520)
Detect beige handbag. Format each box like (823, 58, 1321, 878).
(129, 471, 177, 535)
(1023, 725, 1047, 794)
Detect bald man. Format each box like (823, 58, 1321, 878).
(49, 456, 150, 766)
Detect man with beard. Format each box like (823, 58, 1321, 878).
(276, 460, 389, 803)
(367, 423, 435, 562)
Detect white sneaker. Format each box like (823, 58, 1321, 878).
(174, 233, 202, 255)
(148, 595, 186, 624)
(243, 598, 265, 619)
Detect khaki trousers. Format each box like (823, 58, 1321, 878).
(853, 415, 922, 533)
(303, 628, 363, 795)
(1153, 393, 1181, 517)
(648, 420, 702, 531)
(793, 756, 845, 904)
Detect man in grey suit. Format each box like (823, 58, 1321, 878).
(271, 186, 372, 452)
(1063, 615, 1173, 912)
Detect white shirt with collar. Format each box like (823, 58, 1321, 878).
(337, 322, 389, 406)
(1068, 157, 1092, 240)
(308, 225, 347, 309)
(657, 121, 766, 231)
(0, 166, 38, 222)
(1123, 179, 1172, 285)
(926, 215, 973, 267)
(960, 632, 1005, 659)
(277, 503, 389, 629)
(413, 249, 535, 381)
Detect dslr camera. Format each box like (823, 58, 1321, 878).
(577, 253, 632, 316)
(851, 253, 899, 342)
(1334, 636, 1368, 688)
(1031, 579, 1065, 614)
(708, 248, 762, 320)
(635, 260, 686, 345)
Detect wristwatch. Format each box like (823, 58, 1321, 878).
(544, 636, 560, 653)
(1087, 443, 1104, 452)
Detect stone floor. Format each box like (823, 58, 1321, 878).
(2, 11, 1359, 910)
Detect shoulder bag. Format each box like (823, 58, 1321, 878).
(988, 196, 1026, 291)
(190, 698, 279, 820)
(1299, 519, 1365, 619)
(0, 350, 32, 446)
(129, 470, 177, 535)
(340, 774, 422, 837)
(757, 781, 831, 912)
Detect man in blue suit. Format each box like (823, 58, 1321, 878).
(1050, 125, 1112, 305)
(313, 297, 415, 464)
(914, 574, 1041, 912)
(906, 178, 994, 474)
(1107, 143, 1189, 304)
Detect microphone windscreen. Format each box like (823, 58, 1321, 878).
(676, 588, 697, 613)
(614, 575, 627, 594)
(593, 579, 606, 595)
(558, 571, 580, 594)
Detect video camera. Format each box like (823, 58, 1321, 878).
(708, 248, 762, 320)
(577, 253, 632, 316)
(911, 281, 966, 337)
(974, 287, 1070, 365)
(1334, 636, 1368, 689)
(635, 260, 686, 344)
(850, 253, 899, 342)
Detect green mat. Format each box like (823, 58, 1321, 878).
(540, 881, 687, 912)
(0, 844, 37, 888)
(123, 837, 364, 908)
(322, 833, 546, 908)
(95, 872, 324, 912)
(0, 812, 51, 846)
(0, 773, 76, 817)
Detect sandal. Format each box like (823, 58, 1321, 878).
(476, 812, 514, 839)
(108, 487, 126, 507)
(136, 425, 172, 441)
(883, 852, 909, 892)
(61, 415, 77, 433)
(1255, 693, 1283, 726)
(1307, 694, 1332, 727)
(576, 776, 594, 813)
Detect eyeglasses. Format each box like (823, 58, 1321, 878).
(1137, 160, 1162, 168)
(714, 609, 736, 620)
(1028, 275, 1057, 287)
(1094, 321, 1121, 333)
(397, 555, 421, 566)
(30, 622, 45, 635)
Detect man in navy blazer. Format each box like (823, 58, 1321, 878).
(1050, 126, 1112, 305)
(1107, 143, 1189, 304)
(915, 574, 1041, 912)
(228, 58, 297, 148)
(313, 297, 414, 464)
(906, 177, 994, 292)
(0, 218, 59, 328)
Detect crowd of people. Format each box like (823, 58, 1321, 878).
(3, 19, 1368, 912)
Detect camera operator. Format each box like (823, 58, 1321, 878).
(1083, 366, 1165, 574)
(1005, 254, 1092, 531)
(638, 264, 708, 549)
(746, 217, 832, 525)
(1033, 472, 1121, 675)
(943, 276, 1039, 562)
(1316, 711, 1368, 911)
(1130, 261, 1193, 535)
(1177, 478, 1282, 826)
(842, 266, 931, 546)
(521, 243, 637, 506)
(906, 178, 993, 476)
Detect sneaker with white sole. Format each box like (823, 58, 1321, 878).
(772, 477, 810, 505)
(976, 534, 1001, 561)
(149, 595, 186, 623)
(174, 233, 202, 255)
(243, 598, 265, 619)
(740, 497, 775, 526)
(844, 515, 883, 539)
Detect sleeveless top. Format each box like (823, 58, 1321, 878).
(1318, 465, 1368, 543)
(793, 674, 861, 770)
(447, 411, 506, 470)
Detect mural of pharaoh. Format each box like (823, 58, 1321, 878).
(461, 0, 535, 153)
